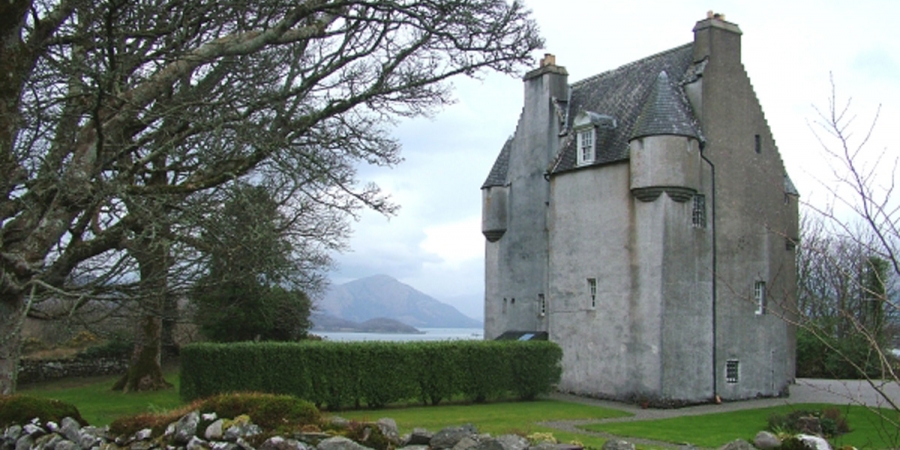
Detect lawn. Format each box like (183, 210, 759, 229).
(337, 400, 633, 449)
(19, 373, 900, 449)
(18, 370, 184, 426)
(580, 403, 900, 449)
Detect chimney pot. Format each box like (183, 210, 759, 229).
(540, 54, 556, 68)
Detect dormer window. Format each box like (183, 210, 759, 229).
(572, 111, 616, 167)
(577, 128, 595, 165)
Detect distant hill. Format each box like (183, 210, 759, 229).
(318, 275, 482, 328)
(310, 313, 421, 334)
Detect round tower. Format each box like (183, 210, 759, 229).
(629, 71, 701, 202)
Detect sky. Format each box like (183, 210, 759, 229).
(325, 0, 900, 321)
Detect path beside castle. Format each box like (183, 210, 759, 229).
(539, 379, 900, 448)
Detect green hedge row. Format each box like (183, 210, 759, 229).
(180, 340, 562, 409)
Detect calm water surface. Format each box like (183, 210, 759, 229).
(314, 327, 483, 342)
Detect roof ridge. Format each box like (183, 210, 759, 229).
(570, 42, 693, 88)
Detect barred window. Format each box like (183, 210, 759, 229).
(588, 278, 597, 309)
(726, 360, 739, 383)
(692, 194, 706, 228)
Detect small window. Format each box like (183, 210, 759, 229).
(726, 360, 739, 383)
(502, 298, 507, 314)
(539, 294, 546, 315)
(754, 134, 761, 154)
(754, 281, 767, 315)
(587, 278, 597, 309)
(692, 194, 706, 228)
(577, 128, 595, 165)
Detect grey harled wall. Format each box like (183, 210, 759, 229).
(548, 164, 638, 397)
(692, 18, 797, 399)
(484, 64, 567, 339)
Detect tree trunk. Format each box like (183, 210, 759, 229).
(161, 292, 179, 360)
(112, 313, 172, 392)
(0, 293, 25, 394)
(113, 233, 173, 392)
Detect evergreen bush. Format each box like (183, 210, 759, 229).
(180, 340, 562, 408)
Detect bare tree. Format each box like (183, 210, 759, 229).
(0, 0, 543, 393)
(798, 76, 899, 415)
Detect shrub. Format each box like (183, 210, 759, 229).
(109, 392, 320, 438)
(0, 395, 87, 428)
(196, 392, 320, 432)
(797, 327, 890, 379)
(180, 340, 563, 408)
(342, 421, 392, 450)
(108, 409, 188, 438)
(77, 338, 134, 360)
(767, 407, 850, 438)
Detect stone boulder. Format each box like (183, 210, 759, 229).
(472, 434, 529, 450)
(375, 419, 400, 445)
(187, 435, 210, 450)
(453, 436, 481, 450)
(798, 434, 832, 450)
(717, 439, 754, 450)
(431, 425, 478, 450)
(601, 440, 634, 450)
(753, 431, 781, 450)
(166, 411, 200, 445)
(401, 428, 433, 446)
(259, 436, 309, 450)
(224, 415, 261, 441)
(317, 436, 373, 450)
(59, 417, 82, 443)
(206, 419, 225, 440)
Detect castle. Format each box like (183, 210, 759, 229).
(481, 15, 798, 403)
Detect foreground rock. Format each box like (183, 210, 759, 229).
(0, 415, 586, 450)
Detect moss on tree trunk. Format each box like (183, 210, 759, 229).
(113, 314, 172, 392)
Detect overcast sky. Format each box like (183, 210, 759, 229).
(324, 0, 900, 321)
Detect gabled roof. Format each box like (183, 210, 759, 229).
(551, 43, 697, 174)
(482, 43, 701, 187)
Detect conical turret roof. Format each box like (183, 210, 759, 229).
(631, 71, 698, 140)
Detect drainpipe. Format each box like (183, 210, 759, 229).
(701, 151, 717, 399)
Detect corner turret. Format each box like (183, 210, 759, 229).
(629, 71, 702, 202)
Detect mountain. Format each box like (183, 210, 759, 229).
(310, 313, 422, 334)
(318, 275, 482, 328)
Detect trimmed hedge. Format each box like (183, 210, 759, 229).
(180, 340, 561, 409)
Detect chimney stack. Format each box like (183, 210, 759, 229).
(693, 13, 742, 66)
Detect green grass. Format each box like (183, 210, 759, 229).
(581, 403, 900, 449)
(19, 373, 900, 450)
(337, 399, 633, 448)
(18, 370, 184, 426)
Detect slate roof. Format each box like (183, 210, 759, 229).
(784, 173, 800, 197)
(631, 71, 699, 140)
(551, 43, 697, 173)
(482, 136, 512, 188)
(481, 43, 699, 188)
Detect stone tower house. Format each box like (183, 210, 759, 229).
(482, 16, 799, 403)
